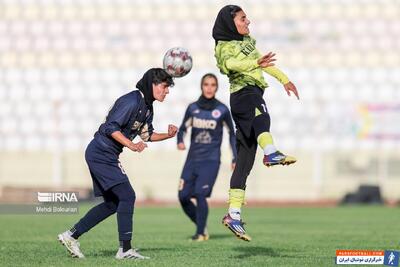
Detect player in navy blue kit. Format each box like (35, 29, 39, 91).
(58, 68, 177, 260)
(177, 73, 237, 241)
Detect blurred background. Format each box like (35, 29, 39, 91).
(0, 0, 399, 205)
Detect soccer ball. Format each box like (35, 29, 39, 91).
(163, 47, 193, 78)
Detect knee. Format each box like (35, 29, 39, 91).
(194, 192, 208, 209)
(194, 190, 208, 201)
(116, 189, 136, 214)
(117, 185, 136, 203)
(104, 201, 118, 212)
(178, 190, 191, 204)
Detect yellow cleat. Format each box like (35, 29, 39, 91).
(190, 234, 209, 242)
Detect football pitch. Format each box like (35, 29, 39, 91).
(1, 205, 399, 267)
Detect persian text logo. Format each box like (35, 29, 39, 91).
(336, 250, 384, 265)
(37, 192, 78, 203)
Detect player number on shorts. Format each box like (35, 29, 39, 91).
(261, 104, 267, 113)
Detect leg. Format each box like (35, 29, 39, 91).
(194, 161, 220, 236)
(194, 193, 208, 236)
(71, 191, 118, 239)
(230, 129, 257, 190)
(223, 130, 257, 242)
(253, 102, 296, 166)
(178, 179, 197, 224)
(58, 191, 118, 259)
(109, 182, 136, 252)
(178, 162, 197, 224)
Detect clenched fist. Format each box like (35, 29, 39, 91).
(168, 124, 178, 138)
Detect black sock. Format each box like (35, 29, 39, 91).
(70, 227, 81, 240)
(120, 240, 132, 252)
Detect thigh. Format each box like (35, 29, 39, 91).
(230, 86, 266, 138)
(179, 161, 197, 196)
(86, 158, 129, 194)
(194, 161, 220, 197)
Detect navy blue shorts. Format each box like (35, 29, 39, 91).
(179, 160, 220, 198)
(85, 139, 129, 197)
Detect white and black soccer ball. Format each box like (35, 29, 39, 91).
(163, 47, 193, 78)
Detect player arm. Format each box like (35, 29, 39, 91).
(104, 100, 147, 152)
(262, 66, 290, 85)
(223, 110, 238, 163)
(218, 42, 259, 73)
(149, 125, 178, 142)
(177, 106, 192, 145)
(111, 131, 147, 152)
(225, 57, 259, 73)
(140, 113, 178, 142)
(262, 66, 300, 99)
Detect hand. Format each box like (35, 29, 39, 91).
(168, 124, 178, 138)
(283, 81, 300, 100)
(231, 162, 236, 171)
(177, 143, 186, 150)
(128, 141, 147, 152)
(257, 52, 276, 68)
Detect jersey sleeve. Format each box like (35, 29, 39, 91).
(216, 42, 259, 74)
(177, 105, 192, 144)
(262, 66, 290, 85)
(139, 113, 154, 142)
(103, 98, 137, 137)
(222, 108, 237, 163)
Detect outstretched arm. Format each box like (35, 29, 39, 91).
(177, 106, 192, 150)
(261, 58, 299, 99)
(150, 125, 178, 142)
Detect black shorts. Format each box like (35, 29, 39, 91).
(85, 139, 129, 197)
(180, 160, 220, 198)
(230, 85, 268, 138)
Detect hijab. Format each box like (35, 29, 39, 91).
(212, 5, 243, 44)
(136, 68, 158, 107)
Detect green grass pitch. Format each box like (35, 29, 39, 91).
(1, 205, 399, 266)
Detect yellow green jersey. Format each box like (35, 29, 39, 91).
(215, 35, 290, 93)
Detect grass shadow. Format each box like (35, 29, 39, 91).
(233, 246, 302, 259)
(208, 233, 232, 240)
(97, 247, 177, 257)
(233, 246, 279, 259)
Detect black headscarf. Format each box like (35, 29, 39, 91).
(212, 5, 243, 44)
(136, 68, 158, 107)
(197, 95, 219, 111)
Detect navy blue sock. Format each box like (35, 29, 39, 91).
(179, 192, 197, 224)
(110, 182, 135, 251)
(73, 200, 118, 239)
(195, 194, 208, 235)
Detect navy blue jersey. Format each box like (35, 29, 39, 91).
(177, 100, 237, 163)
(94, 90, 154, 154)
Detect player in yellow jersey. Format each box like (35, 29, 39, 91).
(212, 5, 300, 241)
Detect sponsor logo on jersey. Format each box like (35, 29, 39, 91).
(212, 109, 222, 119)
(192, 117, 217, 130)
(241, 38, 256, 56)
(131, 121, 143, 130)
(194, 130, 212, 144)
(193, 109, 200, 114)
